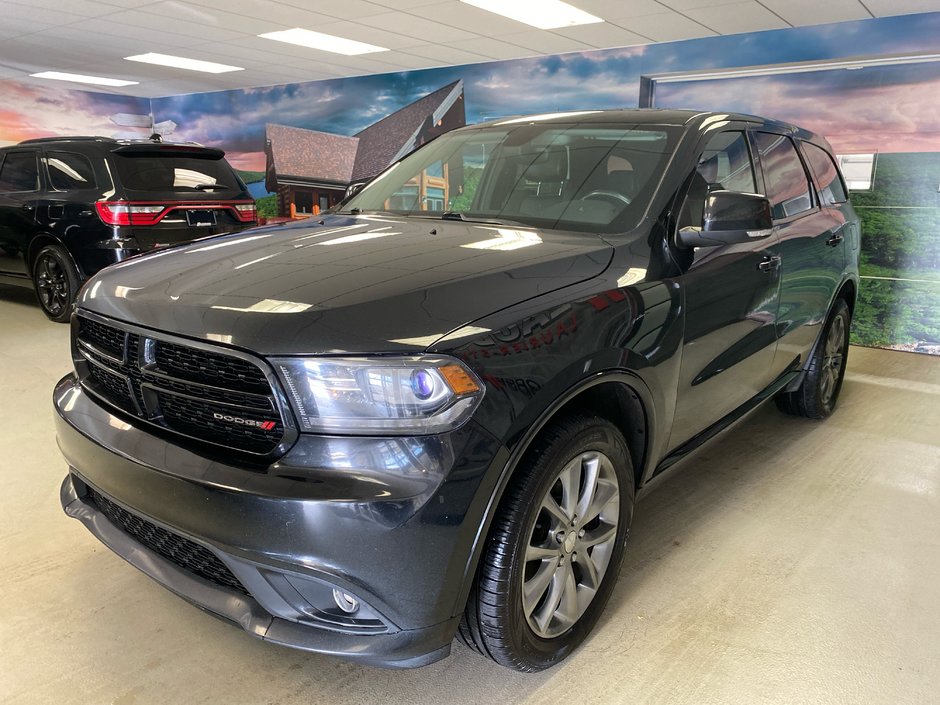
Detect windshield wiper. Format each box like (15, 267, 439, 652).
(193, 183, 224, 191)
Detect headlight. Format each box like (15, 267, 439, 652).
(272, 356, 484, 435)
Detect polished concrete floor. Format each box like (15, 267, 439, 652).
(1, 282, 938, 705)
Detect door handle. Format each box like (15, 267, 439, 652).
(826, 230, 844, 246)
(758, 255, 781, 272)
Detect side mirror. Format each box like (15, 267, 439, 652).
(678, 190, 773, 248)
(344, 181, 367, 199)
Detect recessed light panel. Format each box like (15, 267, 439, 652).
(258, 28, 388, 55)
(30, 71, 139, 87)
(125, 53, 244, 74)
(459, 0, 603, 29)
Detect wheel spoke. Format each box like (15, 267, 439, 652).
(581, 522, 617, 549)
(583, 479, 618, 526)
(578, 551, 601, 590)
(574, 454, 600, 523)
(523, 558, 557, 615)
(558, 462, 579, 520)
(559, 562, 579, 622)
(532, 565, 566, 633)
(541, 494, 569, 529)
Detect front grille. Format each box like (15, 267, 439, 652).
(86, 487, 249, 596)
(75, 313, 286, 456)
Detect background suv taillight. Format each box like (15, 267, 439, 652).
(95, 201, 165, 226)
(233, 203, 256, 222)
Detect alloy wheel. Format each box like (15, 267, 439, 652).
(820, 314, 846, 405)
(522, 450, 620, 639)
(35, 254, 69, 316)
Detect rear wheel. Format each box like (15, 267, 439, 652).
(776, 298, 851, 419)
(32, 244, 80, 323)
(459, 414, 634, 671)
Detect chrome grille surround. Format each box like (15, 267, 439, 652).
(72, 310, 297, 458)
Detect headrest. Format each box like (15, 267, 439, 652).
(523, 147, 568, 181)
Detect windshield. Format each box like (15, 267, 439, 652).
(341, 121, 682, 233)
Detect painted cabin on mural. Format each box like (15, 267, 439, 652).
(264, 80, 465, 217)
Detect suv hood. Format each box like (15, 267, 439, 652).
(77, 213, 613, 354)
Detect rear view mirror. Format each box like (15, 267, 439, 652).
(344, 181, 367, 199)
(678, 190, 773, 248)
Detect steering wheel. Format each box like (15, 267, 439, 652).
(583, 190, 631, 206)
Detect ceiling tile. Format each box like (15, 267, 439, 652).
(356, 12, 479, 42)
(399, 44, 492, 65)
(134, 2, 293, 34)
(759, 0, 872, 25)
(498, 30, 595, 54)
(573, 0, 666, 18)
(0, 18, 57, 39)
(189, 0, 336, 25)
(1, 0, 112, 24)
(551, 22, 652, 48)
(366, 0, 441, 8)
(308, 20, 428, 50)
(612, 12, 717, 42)
(863, 0, 940, 16)
(274, 0, 389, 20)
(656, 0, 729, 10)
(446, 37, 536, 60)
(683, 1, 791, 34)
(407, 2, 535, 36)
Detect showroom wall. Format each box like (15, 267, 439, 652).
(1, 12, 937, 353)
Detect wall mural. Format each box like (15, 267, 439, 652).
(0, 12, 937, 353)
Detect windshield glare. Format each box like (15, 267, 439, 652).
(342, 122, 681, 233)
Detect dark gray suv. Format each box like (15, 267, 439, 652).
(55, 110, 859, 671)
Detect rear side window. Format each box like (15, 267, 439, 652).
(801, 142, 848, 205)
(46, 152, 97, 191)
(0, 151, 39, 192)
(753, 132, 813, 220)
(114, 154, 241, 194)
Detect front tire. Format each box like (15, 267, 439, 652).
(459, 414, 635, 671)
(32, 244, 80, 323)
(776, 298, 851, 419)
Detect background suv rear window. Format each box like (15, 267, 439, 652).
(114, 154, 241, 194)
(46, 152, 97, 190)
(802, 142, 848, 205)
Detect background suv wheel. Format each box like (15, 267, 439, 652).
(459, 413, 635, 671)
(32, 244, 80, 323)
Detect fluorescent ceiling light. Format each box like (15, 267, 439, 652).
(125, 53, 243, 74)
(258, 28, 387, 55)
(30, 71, 138, 87)
(459, 0, 602, 29)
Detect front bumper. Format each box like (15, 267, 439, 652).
(55, 374, 504, 668)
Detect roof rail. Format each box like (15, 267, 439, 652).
(17, 136, 118, 145)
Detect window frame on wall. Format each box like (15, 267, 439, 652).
(835, 153, 877, 191)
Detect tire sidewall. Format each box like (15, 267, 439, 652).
(500, 417, 634, 669)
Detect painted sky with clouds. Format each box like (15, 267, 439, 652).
(1, 13, 939, 170)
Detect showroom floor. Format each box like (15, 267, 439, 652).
(1, 283, 938, 705)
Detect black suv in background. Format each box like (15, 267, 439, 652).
(0, 137, 256, 321)
(55, 110, 859, 671)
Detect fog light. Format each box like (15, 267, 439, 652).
(332, 589, 360, 614)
